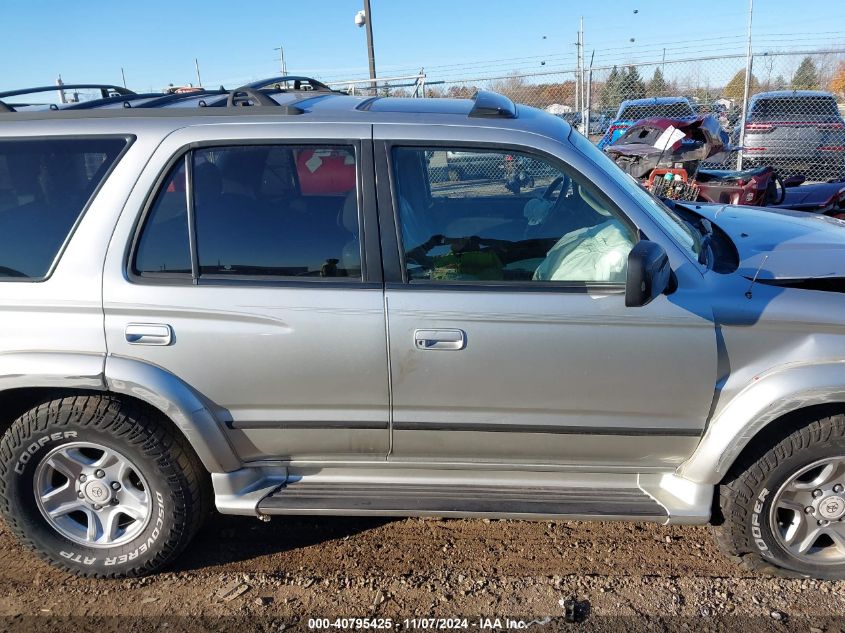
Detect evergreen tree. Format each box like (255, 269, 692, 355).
(647, 67, 669, 96)
(601, 66, 623, 110)
(792, 56, 820, 89)
(621, 66, 646, 100)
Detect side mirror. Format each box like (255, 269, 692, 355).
(625, 240, 672, 307)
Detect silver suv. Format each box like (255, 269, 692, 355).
(3, 79, 845, 579)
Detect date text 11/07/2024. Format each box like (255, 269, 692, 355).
(306, 617, 553, 630)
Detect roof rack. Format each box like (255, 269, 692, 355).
(63, 92, 168, 110)
(243, 75, 336, 93)
(224, 86, 304, 114)
(469, 90, 517, 119)
(0, 84, 135, 101)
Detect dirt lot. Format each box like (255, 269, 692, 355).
(3, 513, 845, 632)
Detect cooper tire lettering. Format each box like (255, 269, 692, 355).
(750, 488, 772, 557)
(14, 431, 78, 475)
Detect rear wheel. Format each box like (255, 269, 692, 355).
(713, 413, 845, 579)
(0, 395, 210, 577)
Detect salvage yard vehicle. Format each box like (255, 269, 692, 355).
(604, 114, 786, 207)
(596, 96, 695, 149)
(7, 80, 845, 580)
(739, 90, 845, 182)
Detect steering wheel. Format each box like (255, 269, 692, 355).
(541, 176, 565, 202)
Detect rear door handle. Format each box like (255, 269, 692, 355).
(414, 329, 466, 351)
(125, 323, 173, 346)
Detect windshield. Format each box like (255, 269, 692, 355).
(568, 130, 701, 259)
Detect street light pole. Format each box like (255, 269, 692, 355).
(363, 0, 377, 94)
(354, 1, 378, 94)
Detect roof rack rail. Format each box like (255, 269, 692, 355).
(63, 92, 167, 110)
(469, 90, 517, 119)
(0, 84, 135, 101)
(226, 86, 305, 114)
(244, 76, 335, 93)
(138, 89, 229, 109)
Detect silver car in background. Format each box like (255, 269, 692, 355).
(741, 90, 845, 182)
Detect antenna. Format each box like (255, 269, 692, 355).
(745, 254, 769, 299)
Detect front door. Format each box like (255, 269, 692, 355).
(103, 124, 389, 463)
(377, 135, 717, 469)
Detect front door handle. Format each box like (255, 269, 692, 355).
(125, 323, 173, 346)
(414, 329, 466, 351)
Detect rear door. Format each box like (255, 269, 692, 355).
(375, 124, 717, 469)
(103, 123, 389, 463)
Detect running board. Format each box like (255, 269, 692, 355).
(213, 467, 712, 524)
(257, 482, 665, 520)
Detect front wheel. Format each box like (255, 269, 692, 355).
(0, 395, 210, 577)
(713, 413, 845, 579)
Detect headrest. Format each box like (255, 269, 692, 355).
(341, 189, 359, 233)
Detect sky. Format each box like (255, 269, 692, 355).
(1, 0, 844, 93)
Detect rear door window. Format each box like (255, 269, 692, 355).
(133, 144, 362, 281)
(0, 137, 129, 279)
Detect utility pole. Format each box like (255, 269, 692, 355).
(574, 28, 581, 130)
(579, 16, 585, 132)
(274, 46, 288, 76)
(56, 75, 67, 104)
(737, 0, 754, 170)
(194, 58, 202, 88)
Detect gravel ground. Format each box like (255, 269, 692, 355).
(2, 513, 845, 632)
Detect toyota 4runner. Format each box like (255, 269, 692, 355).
(2, 79, 845, 579)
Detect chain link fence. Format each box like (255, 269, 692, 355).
(340, 49, 845, 184)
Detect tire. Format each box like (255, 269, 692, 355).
(0, 395, 210, 578)
(713, 412, 845, 579)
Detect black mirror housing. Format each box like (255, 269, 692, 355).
(625, 240, 672, 307)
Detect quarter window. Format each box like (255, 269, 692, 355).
(392, 147, 635, 284)
(0, 137, 129, 279)
(133, 144, 361, 281)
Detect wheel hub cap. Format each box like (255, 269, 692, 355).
(81, 480, 113, 505)
(819, 496, 845, 521)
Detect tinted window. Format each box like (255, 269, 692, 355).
(134, 146, 361, 281)
(193, 145, 360, 279)
(751, 96, 840, 119)
(133, 159, 191, 275)
(0, 137, 128, 279)
(394, 147, 635, 284)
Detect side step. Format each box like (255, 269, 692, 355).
(257, 481, 666, 521)
(214, 467, 713, 524)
